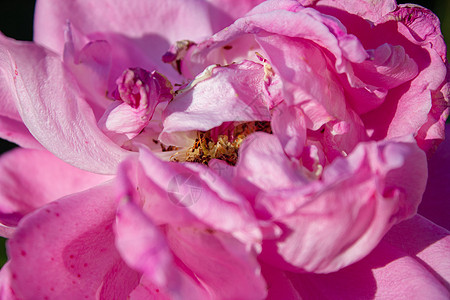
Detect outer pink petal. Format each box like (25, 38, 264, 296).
(0, 148, 111, 232)
(34, 0, 262, 81)
(419, 123, 450, 230)
(7, 183, 140, 299)
(279, 215, 450, 299)
(205, 0, 265, 31)
(383, 215, 450, 284)
(0, 35, 43, 149)
(0, 35, 130, 174)
(35, 0, 212, 53)
(0, 116, 42, 150)
(302, 0, 397, 23)
(0, 263, 16, 300)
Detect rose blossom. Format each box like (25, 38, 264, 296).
(0, 0, 449, 299)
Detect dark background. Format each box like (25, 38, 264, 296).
(0, 0, 448, 266)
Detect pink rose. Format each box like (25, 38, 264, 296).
(0, 0, 449, 299)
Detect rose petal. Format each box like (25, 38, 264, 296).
(361, 5, 448, 150)
(0, 148, 111, 231)
(160, 61, 272, 146)
(0, 34, 44, 149)
(303, 0, 397, 23)
(279, 215, 450, 299)
(7, 183, 140, 299)
(99, 69, 173, 146)
(0, 34, 129, 174)
(419, 123, 450, 230)
(166, 224, 267, 299)
(63, 24, 112, 119)
(35, 0, 214, 53)
(257, 138, 427, 273)
(234, 132, 308, 196)
(0, 263, 15, 299)
(115, 199, 207, 299)
(117, 151, 267, 299)
(271, 103, 307, 159)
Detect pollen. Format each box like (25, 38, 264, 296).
(180, 121, 272, 166)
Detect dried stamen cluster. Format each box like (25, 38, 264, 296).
(182, 121, 272, 166)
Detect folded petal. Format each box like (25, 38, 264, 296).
(360, 5, 448, 150)
(119, 146, 261, 244)
(271, 104, 307, 159)
(115, 199, 207, 299)
(0, 35, 44, 149)
(160, 61, 271, 146)
(63, 25, 113, 119)
(234, 132, 308, 195)
(0, 35, 129, 174)
(0, 148, 111, 232)
(166, 223, 267, 299)
(98, 68, 172, 146)
(257, 138, 427, 273)
(116, 147, 267, 298)
(7, 183, 140, 299)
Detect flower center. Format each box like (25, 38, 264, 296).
(171, 121, 271, 166)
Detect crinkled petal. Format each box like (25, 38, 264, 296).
(184, 1, 368, 78)
(160, 61, 271, 146)
(117, 150, 266, 298)
(234, 132, 308, 196)
(354, 43, 418, 90)
(99, 69, 173, 146)
(361, 5, 448, 150)
(0, 34, 129, 174)
(271, 102, 307, 159)
(257, 138, 427, 273)
(0, 148, 111, 231)
(119, 146, 261, 245)
(63, 24, 112, 119)
(7, 183, 140, 299)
